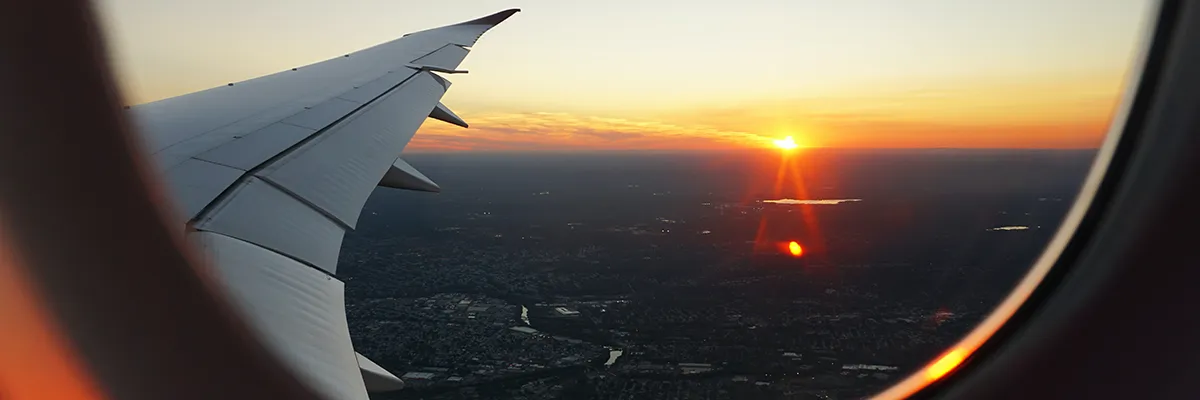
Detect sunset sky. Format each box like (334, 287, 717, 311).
(97, 0, 1154, 151)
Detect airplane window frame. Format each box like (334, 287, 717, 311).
(886, 0, 1200, 397)
(1, 0, 1195, 399)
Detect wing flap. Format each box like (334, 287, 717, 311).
(356, 353, 406, 392)
(256, 72, 447, 228)
(195, 177, 346, 273)
(195, 232, 365, 400)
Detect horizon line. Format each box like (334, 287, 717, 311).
(404, 147, 1103, 154)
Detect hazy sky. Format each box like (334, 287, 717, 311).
(97, 0, 1154, 150)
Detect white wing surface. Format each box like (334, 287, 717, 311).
(129, 9, 519, 400)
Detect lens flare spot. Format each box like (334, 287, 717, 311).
(925, 348, 968, 382)
(787, 241, 803, 257)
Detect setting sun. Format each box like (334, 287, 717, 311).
(774, 136, 799, 150)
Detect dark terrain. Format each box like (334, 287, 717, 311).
(339, 149, 1094, 399)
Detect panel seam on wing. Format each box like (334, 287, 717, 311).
(190, 70, 428, 230)
(411, 43, 455, 64)
(186, 154, 245, 171)
(198, 230, 341, 280)
(257, 177, 353, 231)
(278, 121, 313, 130)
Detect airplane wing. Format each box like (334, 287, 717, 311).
(128, 9, 519, 400)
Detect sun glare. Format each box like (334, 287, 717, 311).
(774, 136, 799, 150)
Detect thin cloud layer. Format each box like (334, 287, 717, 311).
(409, 104, 1114, 151)
(409, 111, 770, 151)
(762, 199, 863, 205)
(409, 75, 1125, 152)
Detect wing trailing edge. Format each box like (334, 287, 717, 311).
(356, 352, 405, 392)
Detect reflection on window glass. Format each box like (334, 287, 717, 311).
(101, 0, 1153, 398)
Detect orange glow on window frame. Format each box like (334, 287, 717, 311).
(925, 348, 969, 382)
(0, 233, 106, 400)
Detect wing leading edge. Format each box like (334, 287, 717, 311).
(131, 9, 519, 400)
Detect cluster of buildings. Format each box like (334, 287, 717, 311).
(347, 293, 607, 389)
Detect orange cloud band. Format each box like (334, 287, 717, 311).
(408, 109, 1114, 151)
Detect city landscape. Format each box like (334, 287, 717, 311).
(339, 149, 1094, 399)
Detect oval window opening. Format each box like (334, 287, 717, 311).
(96, 0, 1160, 398)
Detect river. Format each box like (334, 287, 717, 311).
(604, 349, 624, 366)
(520, 304, 624, 367)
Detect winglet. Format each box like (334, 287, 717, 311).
(402, 8, 520, 45)
(379, 158, 440, 193)
(429, 102, 468, 128)
(457, 8, 521, 26)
